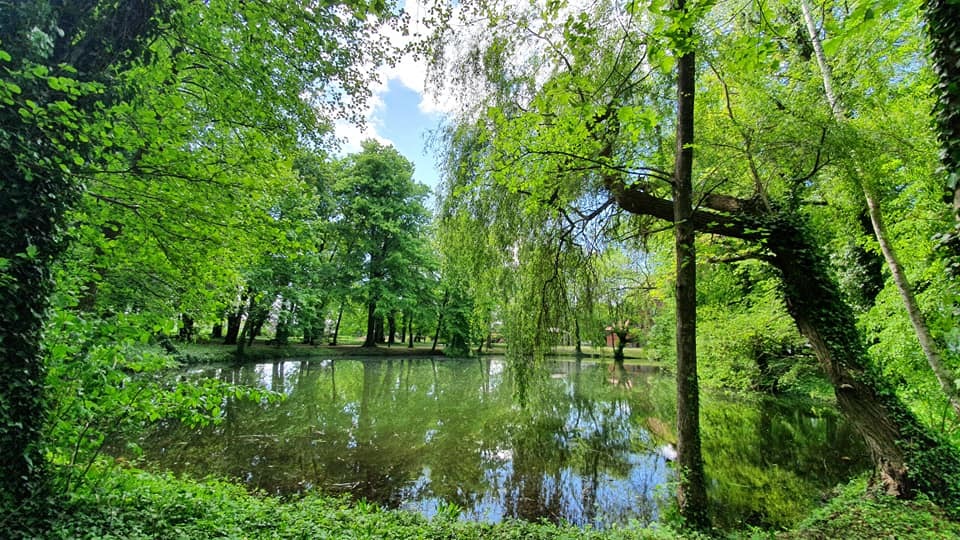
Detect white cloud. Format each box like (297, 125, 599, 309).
(332, 0, 457, 152)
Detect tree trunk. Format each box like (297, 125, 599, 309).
(375, 315, 385, 343)
(432, 290, 449, 353)
(574, 318, 583, 356)
(362, 300, 377, 347)
(178, 314, 195, 341)
(408, 316, 415, 349)
(224, 299, 244, 345)
(236, 318, 249, 357)
(865, 192, 960, 415)
(0, 1, 162, 508)
(768, 219, 960, 507)
(387, 310, 397, 346)
(605, 159, 960, 514)
(613, 332, 628, 361)
(801, 0, 960, 417)
(248, 310, 266, 347)
(925, 0, 960, 217)
(331, 302, 345, 346)
(211, 322, 224, 340)
(671, 12, 709, 527)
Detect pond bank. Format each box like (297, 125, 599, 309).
(35, 467, 960, 540)
(172, 340, 448, 364)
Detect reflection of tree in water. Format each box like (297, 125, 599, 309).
(701, 396, 870, 529)
(497, 361, 661, 527)
(129, 358, 868, 530)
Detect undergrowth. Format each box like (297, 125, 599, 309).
(6, 468, 958, 539)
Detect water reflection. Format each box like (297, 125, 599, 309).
(132, 358, 868, 529)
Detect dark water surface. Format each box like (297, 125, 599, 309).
(129, 357, 869, 529)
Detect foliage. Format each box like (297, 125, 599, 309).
(425, 0, 960, 516)
(39, 283, 282, 496)
(926, 0, 960, 203)
(36, 466, 699, 540)
(695, 262, 811, 393)
(0, 0, 166, 509)
(1, 0, 403, 510)
(784, 475, 960, 540)
(331, 140, 436, 347)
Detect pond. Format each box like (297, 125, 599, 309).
(127, 357, 870, 530)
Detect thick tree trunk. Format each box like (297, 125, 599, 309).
(374, 315, 385, 344)
(605, 170, 960, 511)
(362, 301, 377, 347)
(224, 313, 241, 345)
(613, 332, 628, 361)
(178, 314, 195, 341)
(672, 18, 709, 527)
(925, 0, 960, 216)
(768, 219, 960, 505)
(0, 177, 60, 509)
(387, 310, 397, 346)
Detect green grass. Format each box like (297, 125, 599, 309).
(775, 476, 960, 540)
(7, 467, 958, 539)
(35, 467, 692, 540)
(172, 339, 448, 364)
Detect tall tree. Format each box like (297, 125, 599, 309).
(425, 0, 960, 512)
(800, 0, 960, 416)
(334, 140, 434, 348)
(0, 0, 400, 511)
(671, 0, 708, 527)
(0, 0, 165, 509)
(926, 0, 960, 217)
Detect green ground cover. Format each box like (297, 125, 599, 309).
(29, 468, 958, 540)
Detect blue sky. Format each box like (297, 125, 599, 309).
(376, 80, 444, 191)
(331, 0, 457, 203)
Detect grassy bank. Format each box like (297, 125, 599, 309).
(172, 339, 449, 364)
(11, 467, 954, 539)
(170, 339, 650, 365)
(37, 467, 689, 540)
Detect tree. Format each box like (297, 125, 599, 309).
(926, 0, 960, 217)
(425, 0, 960, 513)
(1, 0, 400, 512)
(670, 0, 708, 525)
(333, 140, 434, 348)
(800, 0, 960, 417)
(0, 0, 165, 510)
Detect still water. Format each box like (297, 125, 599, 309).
(130, 357, 869, 529)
